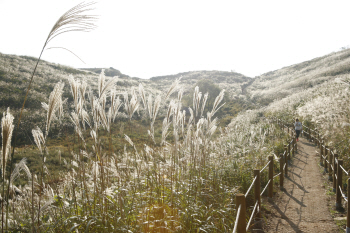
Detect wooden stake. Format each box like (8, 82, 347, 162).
(236, 194, 246, 233)
(268, 156, 273, 198)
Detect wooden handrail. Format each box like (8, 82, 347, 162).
(232, 118, 296, 232)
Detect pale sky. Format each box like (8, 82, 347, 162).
(1, 0, 350, 79)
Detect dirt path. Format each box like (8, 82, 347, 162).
(263, 137, 339, 233)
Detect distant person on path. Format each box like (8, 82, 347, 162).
(294, 118, 302, 141)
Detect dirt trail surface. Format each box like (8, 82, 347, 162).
(263, 137, 339, 233)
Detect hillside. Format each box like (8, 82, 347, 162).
(2, 47, 350, 232)
(0, 52, 252, 145)
(246, 48, 350, 106)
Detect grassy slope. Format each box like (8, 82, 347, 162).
(246, 48, 350, 106)
(0, 52, 252, 176)
(3, 47, 350, 182)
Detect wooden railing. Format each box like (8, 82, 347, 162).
(279, 119, 350, 233)
(232, 118, 296, 233)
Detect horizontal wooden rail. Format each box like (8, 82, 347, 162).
(232, 118, 296, 232)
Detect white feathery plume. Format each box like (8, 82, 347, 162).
(166, 100, 175, 123)
(68, 75, 80, 110)
(97, 103, 108, 131)
(147, 128, 156, 144)
(91, 161, 99, 177)
(70, 112, 85, 142)
(81, 109, 91, 129)
(124, 135, 134, 147)
(90, 130, 97, 146)
(161, 118, 171, 145)
(111, 96, 122, 122)
(165, 77, 181, 100)
(178, 88, 183, 103)
(193, 86, 202, 117)
(152, 95, 161, 125)
(181, 110, 186, 136)
(188, 107, 194, 126)
(79, 78, 88, 104)
(10, 158, 31, 184)
(32, 126, 45, 155)
(1, 108, 14, 179)
(147, 94, 153, 120)
(207, 117, 218, 137)
(138, 83, 147, 109)
(201, 92, 208, 117)
(185, 124, 192, 147)
(98, 69, 106, 98)
(211, 89, 225, 117)
(100, 93, 107, 110)
(124, 93, 139, 121)
(98, 70, 118, 99)
(43, 81, 64, 137)
(45, 2, 98, 45)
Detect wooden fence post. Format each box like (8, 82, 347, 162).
(292, 138, 296, 157)
(324, 146, 328, 173)
(268, 156, 273, 198)
(279, 154, 284, 189)
(288, 143, 291, 161)
(333, 154, 338, 192)
(320, 142, 324, 166)
(236, 194, 246, 233)
(284, 145, 288, 161)
(336, 159, 343, 210)
(328, 151, 333, 181)
(254, 169, 261, 220)
(284, 152, 288, 176)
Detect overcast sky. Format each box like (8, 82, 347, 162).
(1, 0, 350, 79)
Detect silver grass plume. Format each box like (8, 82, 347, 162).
(124, 135, 139, 156)
(124, 93, 139, 121)
(193, 86, 202, 117)
(110, 91, 122, 122)
(68, 75, 80, 111)
(201, 92, 208, 117)
(98, 70, 118, 99)
(79, 78, 88, 104)
(32, 127, 45, 155)
(138, 83, 147, 109)
(148, 129, 156, 144)
(45, 2, 97, 46)
(188, 107, 194, 126)
(42, 81, 64, 137)
(81, 109, 91, 130)
(147, 94, 153, 121)
(1, 108, 14, 179)
(70, 112, 85, 143)
(165, 77, 181, 100)
(124, 135, 134, 147)
(181, 110, 186, 136)
(97, 103, 109, 131)
(211, 89, 225, 117)
(10, 158, 31, 185)
(161, 118, 171, 145)
(14, 2, 98, 162)
(166, 100, 175, 123)
(151, 95, 161, 125)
